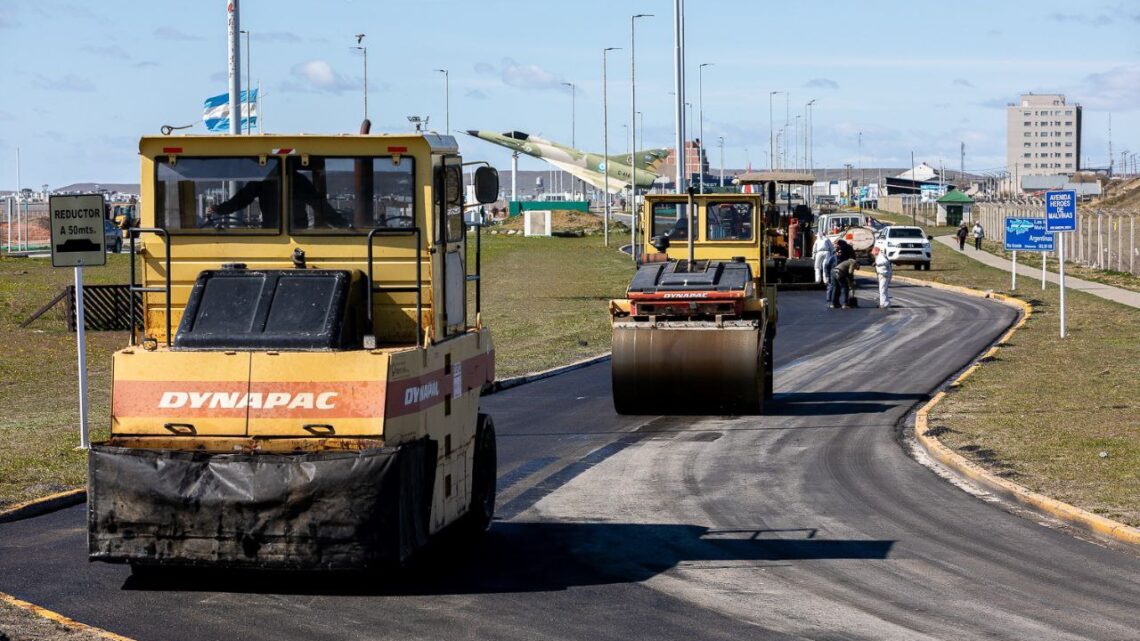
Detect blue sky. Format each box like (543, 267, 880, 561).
(1, 0, 1138, 188)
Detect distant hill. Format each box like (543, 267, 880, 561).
(56, 183, 140, 195)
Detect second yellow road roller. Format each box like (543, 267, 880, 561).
(610, 190, 776, 414)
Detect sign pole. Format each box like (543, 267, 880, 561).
(1011, 250, 1017, 290)
(1041, 252, 1046, 290)
(1059, 233, 1066, 338)
(74, 264, 90, 449)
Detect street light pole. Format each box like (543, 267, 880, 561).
(631, 12, 653, 263)
(718, 136, 725, 187)
(227, 0, 241, 136)
(698, 62, 712, 193)
(353, 34, 368, 122)
(769, 91, 780, 171)
(562, 80, 576, 197)
(603, 47, 621, 248)
(434, 69, 449, 134)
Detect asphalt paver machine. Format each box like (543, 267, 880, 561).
(88, 131, 500, 571)
(735, 171, 820, 287)
(610, 191, 776, 414)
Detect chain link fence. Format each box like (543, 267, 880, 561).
(1, 198, 52, 253)
(974, 202, 1140, 277)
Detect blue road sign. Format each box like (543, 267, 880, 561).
(1005, 217, 1055, 251)
(1045, 190, 1076, 232)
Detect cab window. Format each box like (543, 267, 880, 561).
(652, 202, 690, 240)
(442, 164, 464, 242)
(154, 157, 281, 233)
(287, 156, 415, 234)
(706, 202, 753, 241)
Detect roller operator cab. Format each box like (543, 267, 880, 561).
(88, 133, 500, 571)
(609, 193, 777, 415)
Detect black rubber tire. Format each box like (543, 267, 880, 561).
(762, 335, 775, 402)
(914, 264, 921, 270)
(465, 414, 497, 533)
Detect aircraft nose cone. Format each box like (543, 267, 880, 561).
(465, 129, 480, 136)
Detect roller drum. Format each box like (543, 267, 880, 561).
(612, 321, 764, 415)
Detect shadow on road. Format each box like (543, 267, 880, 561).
(122, 521, 893, 597)
(766, 391, 926, 416)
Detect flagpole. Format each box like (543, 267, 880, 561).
(227, 0, 241, 136)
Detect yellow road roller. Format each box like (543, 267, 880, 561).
(610, 191, 776, 415)
(88, 129, 500, 571)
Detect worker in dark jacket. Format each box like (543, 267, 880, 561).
(835, 237, 856, 263)
(955, 222, 969, 250)
(831, 255, 858, 308)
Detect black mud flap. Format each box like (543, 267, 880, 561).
(88, 439, 436, 570)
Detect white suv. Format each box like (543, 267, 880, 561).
(874, 225, 932, 270)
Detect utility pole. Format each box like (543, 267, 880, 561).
(718, 136, 725, 187)
(960, 141, 965, 184)
(353, 34, 368, 122)
(806, 99, 816, 203)
(769, 91, 781, 171)
(698, 62, 712, 193)
(911, 150, 916, 225)
(632, 12, 653, 262)
(239, 29, 251, 134)
(671, 0, 685, 194)
(603, 47, 621, 247)
(227, 0, 241, 135)
(435, 69, 449, 134)
(562, 81, 576, 196)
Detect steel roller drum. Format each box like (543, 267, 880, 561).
(612, 320, 764, 415)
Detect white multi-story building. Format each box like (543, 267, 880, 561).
(1006, 93, 1082, 185)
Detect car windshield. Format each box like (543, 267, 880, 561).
(154, 157, 281, 233)
(889, 228, 925, 238)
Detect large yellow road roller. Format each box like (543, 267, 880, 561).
(88, 129, 500, 571)
(610, 191, 776, 414)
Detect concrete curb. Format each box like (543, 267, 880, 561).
(0, 591, 136, 641)
(895, 274, 1140, 547)
(485, 353, 611, 395)
(0, 488, 86, 524)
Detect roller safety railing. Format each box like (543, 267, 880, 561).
(127, 227, 171, 347)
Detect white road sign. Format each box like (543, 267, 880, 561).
(50, 194, 107, 267)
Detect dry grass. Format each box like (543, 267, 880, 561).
(873, 210, 1140, 526)
(470, 233, 631, 377)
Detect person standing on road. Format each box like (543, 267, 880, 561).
(972, 221, 985, 250)
(872, 246, 893, 308)
(823, 247, 838, 308)
(956, 222, 969, 250)
(832, 256, 858, 308)
(812, 233, 834, 285)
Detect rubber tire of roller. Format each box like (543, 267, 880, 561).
(463, 414, 497, 534)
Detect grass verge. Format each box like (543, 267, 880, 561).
(873, 210, 1140, 526)
(0, 236, 631, 508)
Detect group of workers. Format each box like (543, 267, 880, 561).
(811, 233, 893, 309)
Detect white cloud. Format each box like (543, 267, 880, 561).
(804, 78, 839, 90)
(287, 60, 360, 94)
(500, 58, 564, 91)
(953, 78, 975, 88)
(1076, 64, 1140, 111)
(154, 26, 204, 41)
(32, 74, 95, 92)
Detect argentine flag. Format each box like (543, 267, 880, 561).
(203, 90, 258, 132)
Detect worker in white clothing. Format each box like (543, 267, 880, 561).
(811, 233, 834, 285)
(872, 246, 893, 308)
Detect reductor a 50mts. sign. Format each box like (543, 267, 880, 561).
(49, 194, 107, 267)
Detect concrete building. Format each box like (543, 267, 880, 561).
(1006, 93, 1082, 185)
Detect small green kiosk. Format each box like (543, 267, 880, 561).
(936, 188, 974, 226)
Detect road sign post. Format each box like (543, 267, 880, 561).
(1045, 190, 1076, 338)
(1004, 217, 1054, 291)
(49, 193, 107, 449)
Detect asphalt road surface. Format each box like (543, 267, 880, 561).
(3, 280, 1140, 641)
